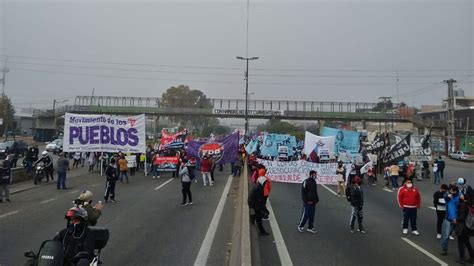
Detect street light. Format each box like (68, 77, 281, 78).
(236, 56, 259, 137)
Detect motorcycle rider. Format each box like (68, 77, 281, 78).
(34, 151, 54, 184)
(53, 206, 95, 266)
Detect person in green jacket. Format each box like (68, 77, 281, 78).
(77, 190, 103, 226)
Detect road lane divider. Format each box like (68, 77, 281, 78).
(40, 198, 57, 204)
(401, 237, 448, 266)
(383, 188, 394, 193)
(0, 210, 20, 219)
(267, 200, 293, 266)
(194, 175, 233, 266)
(154, 178, 174, 191)
(320, 184, 338, 196)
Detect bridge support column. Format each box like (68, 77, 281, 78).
(362, 120, 367, 130)
(154, 116, 160, 139)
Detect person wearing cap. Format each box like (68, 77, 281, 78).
(441, 185, 461, 256)
(397, 180, 421, 235)
(249, 175, 270, 236)
(457, 178, 473, 199)
(297, 170, 319, 234)
(77, 190, 103, 226)
(56, 153, 70, 190)
(0, 160, 11, 203)
(347, 176, 365, 234)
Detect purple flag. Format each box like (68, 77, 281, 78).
(186, 132, 239, 164)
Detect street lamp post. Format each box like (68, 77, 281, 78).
(236, 56, 258, 137)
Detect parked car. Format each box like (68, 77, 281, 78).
(0, 140, 28, 159)
(449, 151, 474, 162)
(45, 139, 63, 154)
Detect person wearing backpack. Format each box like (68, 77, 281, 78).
(454, 198, 474, 264)
(179, 159, 194, 206)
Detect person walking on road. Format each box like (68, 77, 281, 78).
(73, 152, 81, 168)
(390, 163, 400, 191)
(441, 185, 461, 256)
(433, 160, 441, 185)
(249, 176, 270, 236)
(179, 159, 194, 206)
(397, 180, 421, 235)
(336, 162, 346, 197)
(454, 198, 474, 264)
(200, 155, 213, 186)
(56, 153, 69, 190)
(0, 160, 12, 203)
(434, 184, 449, 239)
(257, 168, 272, 221)
(118, 155, 129, 183)
(437, 156, 446, 180)
(347, 176, 366, 234)
(297, 170, 319, 234)
(104, 159, 117, 203)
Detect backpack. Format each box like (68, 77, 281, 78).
(187, 166, 196, 180)
(466, 207, 474, 231)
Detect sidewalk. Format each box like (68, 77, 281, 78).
(10, 166, 98, 194)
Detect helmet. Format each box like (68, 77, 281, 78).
(457, 178, 465, 185)
(65, 206, 88, 222)
(42, 151, 48, 156)
(78, 190, 93, 202)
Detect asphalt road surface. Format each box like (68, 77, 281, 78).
(255, 159, 474, 266)
(0, 165, 239, 266)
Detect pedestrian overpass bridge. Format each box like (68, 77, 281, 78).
(42, 95, 445, 127)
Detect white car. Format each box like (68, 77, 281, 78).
(46, 139, 63, 153)
(449, 151, 474, 162)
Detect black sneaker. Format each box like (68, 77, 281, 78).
(440, 250, 448, 256)
(0, 199, 2, 203)
(6, 199, 10, 203)
(259, 231, 270, 236)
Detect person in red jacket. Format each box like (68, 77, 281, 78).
(200, 156, 213, 186)
(257, 168, 272, 220)
(397, 180, 421, 235)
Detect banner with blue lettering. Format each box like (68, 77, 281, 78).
(260, 134, 297, 157)
(63, 113, 146, 153)
(321, 127, 360, 156)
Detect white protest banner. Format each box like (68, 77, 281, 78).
(257, 159, 338, 185)
(125, 155, 137, 168)
(304, 131, 335, 156)
(360, 161, 373, 175)
(63, 113, 146, 153)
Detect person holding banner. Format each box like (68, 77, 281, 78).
(297, 170, 319, 234)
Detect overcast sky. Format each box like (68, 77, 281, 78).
(0, 0, 473, 110)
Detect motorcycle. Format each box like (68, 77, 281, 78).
(34, 163, 46, 185)
(24, 226, 109, 266)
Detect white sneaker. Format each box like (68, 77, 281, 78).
(152, 176, 156, 179)
(203, 183, 207, 186)
(157, 176, 161, 179)
(403, 229, 408, 235)
(210, 182, 214, 186)
(412, 230, 420, 236)
(297, 227, 304, 233)
(449, 235, 455, 240)
(307, 228, 317, 234)
(437, 234, 442, 239)
(188, 202, 194, 205)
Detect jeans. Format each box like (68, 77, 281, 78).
(298, 203, 316, 229)
(441, 219, 454, 251)
(434, 171, 441, 185)
(402, 207, 417, 231)
(120, 170, 129, 182)
(56, 172, 66, 189)
(202, 172, 212, 185)
(0, 184, 9, 200)
(391, 175, 399, 189)
(350, 206, 364, 229)
(181, 182, 192, 204)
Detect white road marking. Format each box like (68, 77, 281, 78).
(40, 198, 56, 204)
(154, 178, 174, 190)
(0, 210, 19, 218)
(267, 200, 293, 266)
(320, 184, 338, 196)
(401, 237, 448, 266)
(428, 206, 437, 211)
(383, 188, 394, 193)
(194, 175, 233, 266)
(241, 170, 251, 266)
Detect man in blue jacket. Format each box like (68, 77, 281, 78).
(441, 185, 461, 256)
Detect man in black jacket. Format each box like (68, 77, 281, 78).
(297, 170, 319, 234)
(347, 176, 366, 233)
(433, 184, 448, 239)
(249, 177, 269, 236)
(104, 159, 117, 203)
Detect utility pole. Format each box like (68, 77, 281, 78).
(1, 58, 9, 140)
(465, 116, 470, 151)
(236, 56, 259, 137)
(445, 79, 457, 153)
(396, 71, 400, 106)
